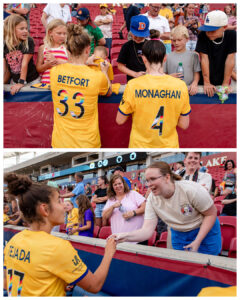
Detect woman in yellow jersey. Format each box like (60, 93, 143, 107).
(4, 173, 116, 297)
(50, 23, 112, 148)
(116, 40, 191, 148)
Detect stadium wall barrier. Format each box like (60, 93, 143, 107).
(4, 85, 236, 148)
(4, 226, 236, 296)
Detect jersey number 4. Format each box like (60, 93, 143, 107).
(151, 106, 164, 136)
(7, 269, 25, 296)
(57, 90, 85, 119)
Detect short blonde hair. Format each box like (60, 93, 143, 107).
(171, 25, 189, 39)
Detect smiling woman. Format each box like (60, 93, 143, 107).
(102, 174, 146, 236)
(112, 162, 222, 256)
(4, 173, 116, 296)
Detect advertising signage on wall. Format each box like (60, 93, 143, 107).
(38, 152, 147, 181)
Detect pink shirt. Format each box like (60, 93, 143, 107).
(103, 190, 145, 234)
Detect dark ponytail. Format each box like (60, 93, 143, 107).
(4, 173, 55, 224)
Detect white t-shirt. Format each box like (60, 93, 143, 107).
(94, 14, 113, 38)
(182, 171, 212, 193)
(43, 4, 72, 25)
(143, 13, 170, 34)
(144, 180, 213, 232)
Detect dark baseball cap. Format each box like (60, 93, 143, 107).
(76, 8, 90, 20)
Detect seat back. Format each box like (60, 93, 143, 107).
(98, 226, 112, 239)
(148, 231, 157, 246)
(155, 231, 168, 248)
(228, 237, 237, 258)
(218, 216, 237, 251)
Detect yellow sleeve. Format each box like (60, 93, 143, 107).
(118, 82, 134, 116)
(180, 83, 191, 116)
(108, 64, 114, 81)
(47, 239, 88, 285)
(72, 208, 79, 223)
(99, 72, 110, 96)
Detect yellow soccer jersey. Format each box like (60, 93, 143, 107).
(4, 229, 88, 296)
(50, 63, 109, 148)
(89, 58, 114, 81)
(118, 74, 191, 148)
(66, 208, 79, 235)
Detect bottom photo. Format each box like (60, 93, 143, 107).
(3, 151, 236, 297)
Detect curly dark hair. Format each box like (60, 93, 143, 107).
(224, 160, 235, 170)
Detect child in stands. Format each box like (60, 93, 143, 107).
(89, 46, 114, 81)
(69, 195, 95, 237)
(36, 19, 69, 84)
(65, 200, 79, 235)
(164, 25, 201, 96)
(4, 14, 39, 95)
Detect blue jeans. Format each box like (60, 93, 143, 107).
(105, 38, 112, 59)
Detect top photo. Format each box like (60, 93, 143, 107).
(3, 3, 236, 148)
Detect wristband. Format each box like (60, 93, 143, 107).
(133, 210, 137, 217)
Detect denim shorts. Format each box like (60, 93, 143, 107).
(95, 203, 106, 218)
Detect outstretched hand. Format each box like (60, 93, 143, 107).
(183, 240, 200, 252)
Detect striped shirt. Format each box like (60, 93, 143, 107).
(41, 45, 68, 84)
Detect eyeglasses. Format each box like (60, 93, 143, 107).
(145, 175, 163, 185)
(150, 5, 161, 10)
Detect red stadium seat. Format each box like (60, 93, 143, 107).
(228, 237, 237, 258)
(112, 39, 127, 47)
(93, 225, 100, 238)
(215, 204, 223, 216)
(98, 226, 112, 239)
(155, 231, 168, 248)
(218, 216, 237, 251)
(110, 46, 122, 60)
(112, 74, 127, 84)
(111, 58, 123, 75)
(148, 230, 157, 246)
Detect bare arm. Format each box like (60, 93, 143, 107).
(11, 7, 29, 15)
(177, 115, 189, 130)
(4, 269, 7, 290)
(222, 198, 236, 205)
(92, 195, 108, 203)
(116, 110, 129, 125)
(160, 32, 171, 40)
(113, 218, 158, 243)
(117, 62, 145, 78)
(41, 11, 48, 28)
(184, 204, 217, 252)
(98, 37, 106, 46)
(61, 192, 75, 198)
(76, 238, 116, 293)
(102, 201, 121, 222)
(199, 52, 216, 97)
(188, 72, 200, 96)
(122, 201, 146, 220)
(4, 58, 11, 84)
(222, 53, 235, 87)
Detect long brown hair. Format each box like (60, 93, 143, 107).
(147, 162, 182, 182)
(76, 194, 95, 225)
(107, 174, 130, 199)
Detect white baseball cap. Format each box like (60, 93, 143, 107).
(199, 10, 228, 31)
